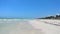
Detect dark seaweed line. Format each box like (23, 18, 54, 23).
(43, 21, 60, 26)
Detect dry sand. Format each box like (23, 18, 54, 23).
(0, 19, 60, 34)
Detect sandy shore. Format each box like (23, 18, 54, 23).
(0, 19, 60, 34)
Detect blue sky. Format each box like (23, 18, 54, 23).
(0, 0, 60, 18)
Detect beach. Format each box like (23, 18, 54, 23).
(0, 19, 60, 34)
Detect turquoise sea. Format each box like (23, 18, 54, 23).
(0, 19, 43, 34)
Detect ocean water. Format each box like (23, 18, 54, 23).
(0, 19, 60, 34)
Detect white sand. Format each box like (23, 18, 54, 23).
(0, 19, 60, 34)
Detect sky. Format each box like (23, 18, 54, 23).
(0, 0, 60, 18)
